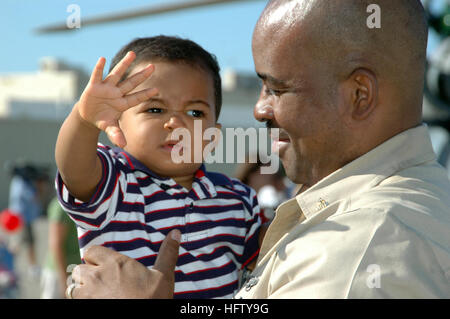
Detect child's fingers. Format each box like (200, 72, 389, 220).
(117, 64, 154, 95)
(124, 87, 159, 109)
(105, 125, 127, 149)
(90, 57, 106, 84)
(104, 51, 136, 86)
(110, 87, 158, 112)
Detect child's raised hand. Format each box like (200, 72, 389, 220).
(76, 51, 157, 148)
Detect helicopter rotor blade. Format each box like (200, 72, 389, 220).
(35, 0, 254, 34)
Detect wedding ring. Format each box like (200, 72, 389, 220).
(66, 283, 77, 299)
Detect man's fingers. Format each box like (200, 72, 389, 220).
(105, 51, 136, 85)
(90, 57, 106, 84)
(71, 264, 90, 285)
(83, 245, 119, 266)
(118, 64, 154, 95)
(153, 229, 181, 276)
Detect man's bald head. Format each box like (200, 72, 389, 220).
(256, 0, 428, 121)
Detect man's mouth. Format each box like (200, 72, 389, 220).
(270, 130, 291, 154)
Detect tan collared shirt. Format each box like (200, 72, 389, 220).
(236, 125, 450, 298)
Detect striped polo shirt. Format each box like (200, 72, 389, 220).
(56, 144, 261, 299)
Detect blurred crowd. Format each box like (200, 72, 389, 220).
(0, 162, 80, 299)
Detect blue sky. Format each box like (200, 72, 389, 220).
(0, 0, 267, 75)
(0, 0, 444, 76)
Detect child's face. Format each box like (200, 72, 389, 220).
(119, 61, 221, 178)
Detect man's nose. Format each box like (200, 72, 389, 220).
(254, 102, 274, 123)
(163, 114, 184, 131)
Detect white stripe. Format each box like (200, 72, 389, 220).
(174, 271, 238, 294)
(177, 253, 237, 275)
(194, 197, 242, 207)
(145, 198, 187, 212)
(192, 182, 206, 199)
(187, 209, 247, 223)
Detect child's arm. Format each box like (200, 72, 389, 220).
(55, 52, 157, 202)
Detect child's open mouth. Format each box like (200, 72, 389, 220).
(162, 140, 183, 153)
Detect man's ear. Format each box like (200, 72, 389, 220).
(349, 68, 378, 121)
(338, 68, 378, 126)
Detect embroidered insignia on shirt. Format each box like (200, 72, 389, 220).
(316, 198, 329, 211)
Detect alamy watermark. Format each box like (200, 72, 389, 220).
(367, 4, 381, 29)
(366, 264, 381, 289)
(169, 121, 280, 175)
(66, 4, 81, 29)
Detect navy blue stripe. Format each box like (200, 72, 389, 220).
(186, 218, 246, 233)
(182, 234, 245, 251)
(195, 203, 244, 215)
(175, 260, 237, 282)
(174, 280, 238, 299)
(67, 183, 124, 227)
(102, 238, 160, 252)
(144, 206, 188, 222)
(239, 227, 260, 265)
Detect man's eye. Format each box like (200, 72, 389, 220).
(187, 110, 204, 118)
(265, 88, 283, 96)
(147, 107, 163, 113)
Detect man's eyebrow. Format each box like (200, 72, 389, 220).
(256, 72, 288, 86)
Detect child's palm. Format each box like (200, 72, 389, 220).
(77, 52, 156, 148)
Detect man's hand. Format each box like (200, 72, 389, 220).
(69, 229, 181, 299)
(77, 51, 157, 148)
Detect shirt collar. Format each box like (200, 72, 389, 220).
(287, 124, 436, 219)
(112, 147, 235, 198)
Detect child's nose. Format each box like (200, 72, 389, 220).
(163, 114, 184, 131)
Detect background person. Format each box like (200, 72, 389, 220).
(40, 196, 80, 299)
(8, 163, 50, 279)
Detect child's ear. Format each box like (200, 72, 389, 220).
(215, 122, 222, 130)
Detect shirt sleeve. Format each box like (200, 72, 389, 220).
(55, 144, 125, 231)
(240, 186, 262, 269)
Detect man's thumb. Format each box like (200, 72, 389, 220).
(153, 229, 181, 276)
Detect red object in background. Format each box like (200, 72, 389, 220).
(0, 209, 23, 232)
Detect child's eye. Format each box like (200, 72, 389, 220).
(147, 107, 163, 114)
(187, 110, 204, 118)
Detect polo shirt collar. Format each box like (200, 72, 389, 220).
(294, 124, 436, 219)
(112, 147, 234, 199)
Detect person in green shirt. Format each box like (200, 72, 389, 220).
(41, 197, 80, 299)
